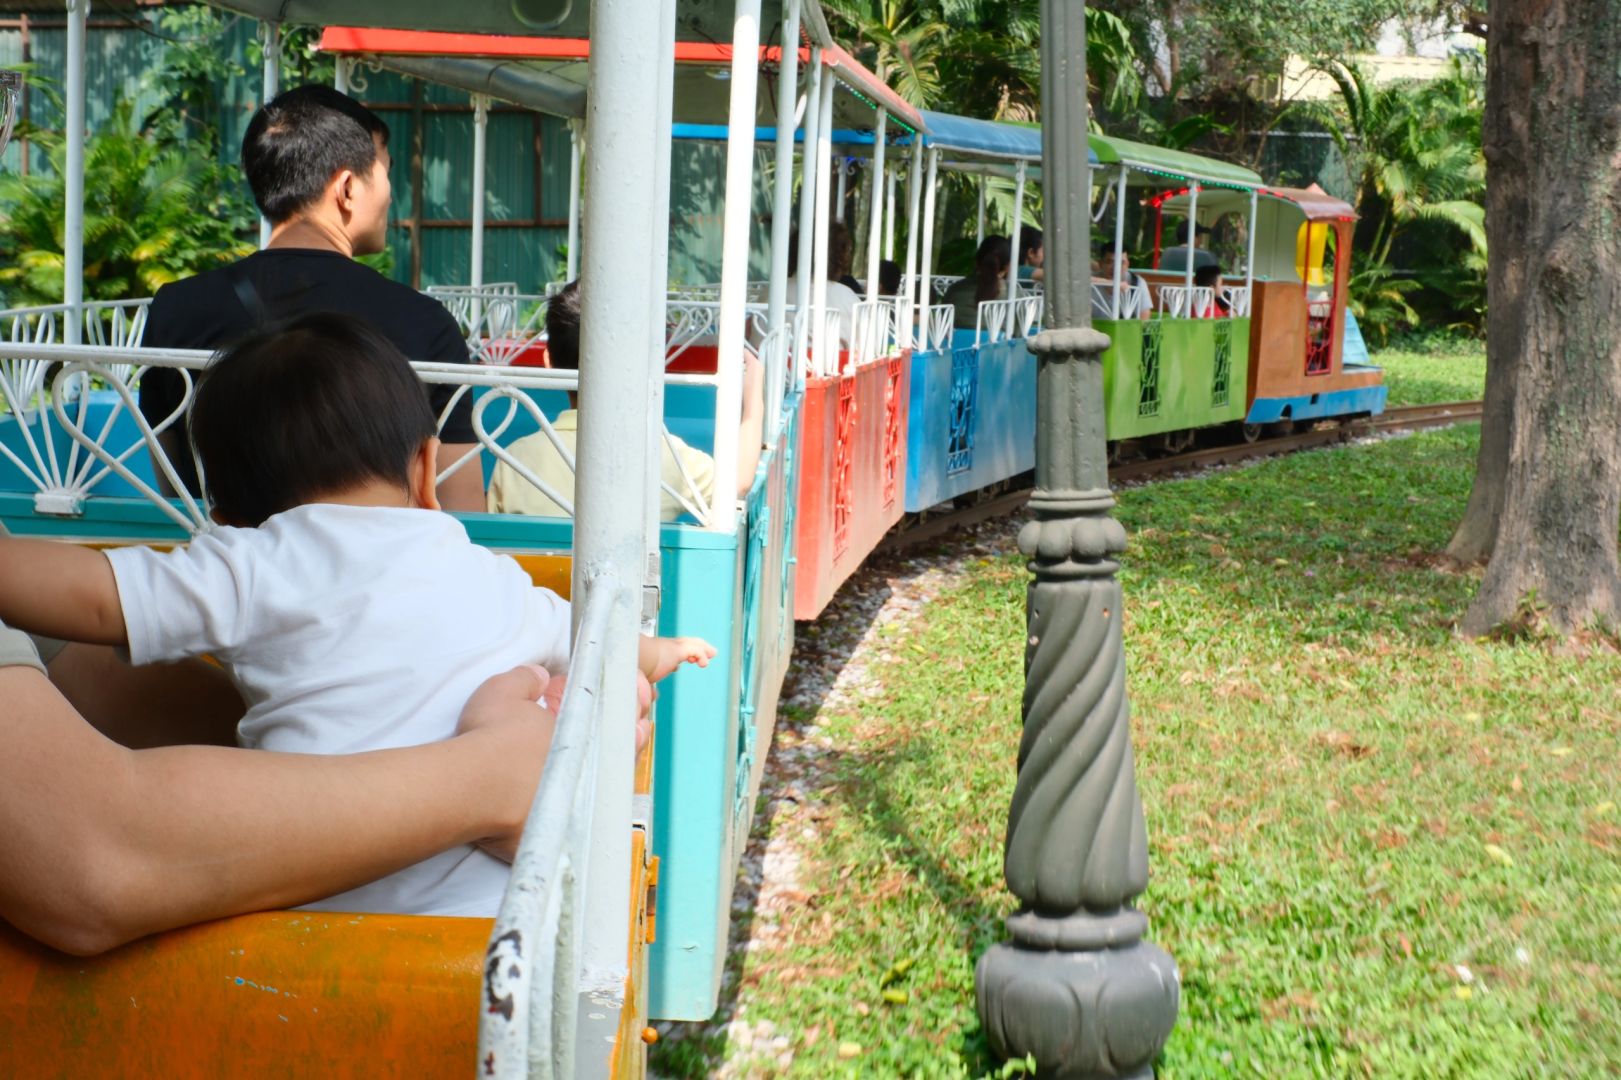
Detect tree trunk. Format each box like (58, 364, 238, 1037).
(1458, 0, 1621, 636)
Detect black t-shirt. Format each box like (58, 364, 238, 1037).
(139, 248, 476, 492)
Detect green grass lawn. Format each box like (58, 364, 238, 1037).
(657, 424, 1621, 1078)
(1373, 340, 1486, 406)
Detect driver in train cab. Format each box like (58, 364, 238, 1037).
(485, 281, 767, 521)
(0, 313, 713, 919)
(137, 85, 485, 513)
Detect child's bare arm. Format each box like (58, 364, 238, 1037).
(0, 538, 125, 645)
(639, 634, 716, 684)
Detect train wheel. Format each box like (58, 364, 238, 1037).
(1241, 422, 1264, 443)
(1159, 429, 1195, 455)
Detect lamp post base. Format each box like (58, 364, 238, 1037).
(975, 915, 1178, 1080)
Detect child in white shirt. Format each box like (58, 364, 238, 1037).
(0, 312, 712, 917)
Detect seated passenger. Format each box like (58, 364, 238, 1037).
(1016, 227, 1044, 282)
(943, 236, 1012, 330)
(1194, 263, 1231, 318)
(138, 86, 484, 512)
(487, 282, 766, 522)
(785, 223, 860, 346)
(1092, 241, 1150, 321)
(878, 258, 903, 298)
(1158, 220, 1218, 274)
(0, 313, 714, 919)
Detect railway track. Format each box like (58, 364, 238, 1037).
(883, 400, 1484, 551)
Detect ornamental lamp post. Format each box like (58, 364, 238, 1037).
(972, 4, 1180, 1078)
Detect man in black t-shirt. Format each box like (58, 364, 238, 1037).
(141, 86, 484, 512)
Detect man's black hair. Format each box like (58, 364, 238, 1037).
(878, 259, 902, 297)
(545, 281, 582, 371)
(1194, 263, 1225, 288)
(189, 312, 438, 526)
(242, 85, 391, 224)
(1016, 227, 1044, 264)
(1176, 220, 1209, 244)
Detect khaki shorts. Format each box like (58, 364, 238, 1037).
(0, 623, 44, 674)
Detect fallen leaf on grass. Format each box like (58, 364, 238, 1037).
(1594, 802, 1615, 818)
(838, 1042, 863, 1059)
(1483, 843, 1513, 867)
(1550, 747, 1574, 758)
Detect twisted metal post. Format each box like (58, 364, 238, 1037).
(974, 4, 1179, 1076)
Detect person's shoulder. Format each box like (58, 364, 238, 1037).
(827, 280, 860, 304)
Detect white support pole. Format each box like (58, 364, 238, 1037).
(834, 155, 846, 223)
(863, 113, 887, 301)
(811, 71, 834, 367)
(1184, 182, 1200, 303)
(643, 0, 677, 614)
(1006, 159, 1026, 304)
(334, 56, 349, 94)
(900, 137, 922, 349)
(1245, 186, 1258, 299)
(63, 0, 87, 342)
(572, 0, 671, 988)
(884, 162, 897, 262)
(766, 0, 802, 439)
(470, 94, 488, 294)
(918, 147, 939, 341)
(712, 0, 762, 535)
(793, 48, 823, 380)
(1111, 164, 1128, 319)
(259, 21, 280, 250)
(975, 176, 986, 246)
(566, 119, 582, 281)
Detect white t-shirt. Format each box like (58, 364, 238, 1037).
(105, 503, 571, 918)
(787, 276, 860, 346)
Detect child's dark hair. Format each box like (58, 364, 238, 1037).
(878, 259, 902, 296)
(1016, 227, 1044, 266)
(1194, 263, 1224, 288)
(545, 280, 582, 370)
(189, 313, 438, 526)
(242, 86, 391, 224)
(974, 235, 1013, 304)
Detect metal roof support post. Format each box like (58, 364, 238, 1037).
(1005, 158, 1026, 304)
(766, 0, 802, 439)
(834, 153, 846, 223)
(974, 1, 1179, 1074)
(572, 0, 671, 994)
(863, 112, 887, 301)
(899, 137, 922, 350)
(1184, 181, 1200, 299)
(975, 176, 985, 246)
(884, 161, 896, 261)
(792, 48, 823, 383)
(1245, 186, 1258, 300)
(334, 56, 349, 94)
(259, 21, 280, 250)
(810, 71, 834, 371)
(712, 0, 762, 535)
(643, 0, 677, 618)
(566, 119, 582, 282)
(469, 94, 488, 327)
(1111, 164, 1127, 318)
(63, 0, 86, 342)
(917, 147, 939, 346)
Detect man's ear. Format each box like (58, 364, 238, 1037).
(413, 437, 443, 512)
(332, 168, 358, 216)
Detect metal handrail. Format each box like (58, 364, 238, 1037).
(477, 578, 615, 1080)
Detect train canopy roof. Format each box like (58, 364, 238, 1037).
(1089, 132, 1262, 190)
(916, 111, 1046, 162)
(1159, 182, 1357, 223)
(317, 29, 922, 131)
(206, 0, 806, 45)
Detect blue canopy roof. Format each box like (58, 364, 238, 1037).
(916, 111, 1097, 165)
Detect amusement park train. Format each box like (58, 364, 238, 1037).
(0, 1, 1384, 1074)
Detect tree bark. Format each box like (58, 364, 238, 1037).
(1458, 0, 1621, 636)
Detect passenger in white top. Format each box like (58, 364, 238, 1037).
(0, 314, 714, 918)
(785, 221, 860, 348)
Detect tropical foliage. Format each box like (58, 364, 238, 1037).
(0, 101, 256, 305)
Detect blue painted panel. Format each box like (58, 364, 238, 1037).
(1245, 383, 1389, 424)
(0, 393, 157, 499)
(1342, 308, 1371, 368)
(904, 339, 1037, 511)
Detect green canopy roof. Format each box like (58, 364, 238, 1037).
(1088, 132, 1261, 189)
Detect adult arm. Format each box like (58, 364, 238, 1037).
(424, 304, 489, 513)
(0, 658, 553, 956)
(436, 445, 488, 512)
(735, 349, 766, 497)
(0, 537, 124, 644)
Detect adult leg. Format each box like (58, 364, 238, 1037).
(47, 643, 244, 749)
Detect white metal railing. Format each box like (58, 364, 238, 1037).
(1092, 281, 1151, 321)
(1223, 285, 1252, 318)
(426, 286, 550, 367)
(850, 298, 896, 368)
(975, 294, 1044, 346)
(477, 578, 614, 1079)
(806, 307, 846, 379)
(931, 275, 963, 299)
(0, 343, 746, 530)
(1157, 285, 1216, 319)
